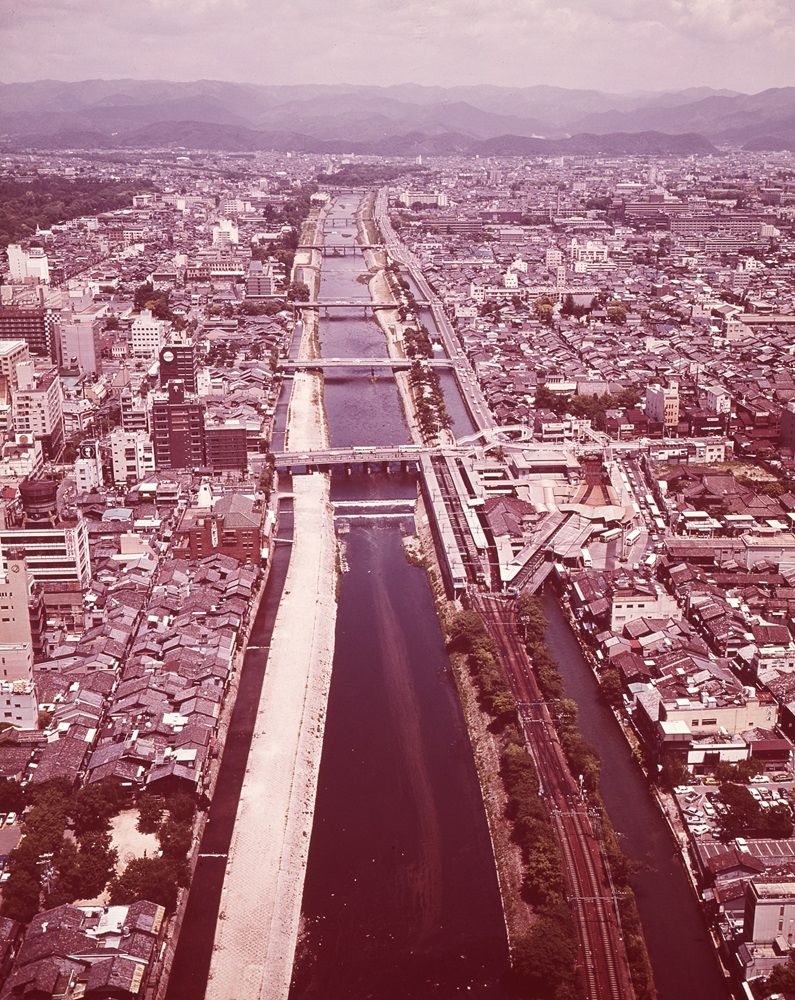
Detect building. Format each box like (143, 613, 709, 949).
(0, 305, 59, 360)
(73, 440, 103, 495)
(246, 259, 276, 298)
(204, 420, 249, 471)
(120, 390, 149, 433)
(173, 486, 265, 565)
(59, 312, 102, 374)
(739, 880, 795, 980)
(110, 428, 156, 485)
(0, 340, 30, 393)
(645, 382, 680, 430)
(1, 900, 167, 999)
(6, 244, 49, 284)
(151, 381, 205, 470)
(159, 337, 197, 394)
(131, 309, 169, 361)
(11, 362, 65, 460)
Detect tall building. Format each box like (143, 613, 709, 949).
(59, 312, 102, 374)
(110, 428, 156, 485)
(0, 549, 38, 728)
(0, 305, 59, 360)
(159, 337, 197, 393)
(205, 420, 249, 471)
(246, 260, 276, 298)
(0, 340, 30, 392)
(151, 381, 205, 470)
(120, 389, 149, 433)
(6, 244, 50, 285)
(12, 362, 65, 460)
(645, 382, 680, 430)
(131, 309, 169, 361)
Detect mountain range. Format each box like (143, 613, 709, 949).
(0, 80, 793, 154)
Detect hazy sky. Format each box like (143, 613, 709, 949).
(1, 0, 793, 93)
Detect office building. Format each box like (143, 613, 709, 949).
(110, 428, 156, 485)
(0, 340, 30, 392)
(246, 260, 276, 298)
(645, 382, 680, 430)
(59, 312, 103, 374)
(131, 309, 169, 361)
(159, 337, 197, 393)
(12, 362, 65, 460)
(0, 305, 59, 360)
(151, 381, 205, 470)
(6, 244, 50, 285)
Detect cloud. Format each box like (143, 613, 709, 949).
(0, 0, 792, 91)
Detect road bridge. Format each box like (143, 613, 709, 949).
(278, 357, 457, 371)
(274, 444, 435, 473)
(295, 243, 381, 255)
(290, 299, 429, 311)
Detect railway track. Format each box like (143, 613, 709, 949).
(474, 592, 635, 1000)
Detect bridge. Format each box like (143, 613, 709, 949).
(278, 357, 457, 371)
(296, 243, 381, 255)
(274, 445, 436, 473)
(289, 299, 429, 314)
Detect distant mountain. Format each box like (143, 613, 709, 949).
(9, 120, 716, 157)
(0, 79, 788, 152)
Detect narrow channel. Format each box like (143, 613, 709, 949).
(542, 588, 731, 1000)
(289, 194, 511, 998)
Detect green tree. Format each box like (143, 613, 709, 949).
(136, 794, 164, 834)
(0, 778, 24, 814)
(109, 857, 188, 914)
(72, 780, 126, 836)
(1, 869, 41, 923)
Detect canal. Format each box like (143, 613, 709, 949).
(289, 195, 510, 998)
(542, 589, 731, 1000)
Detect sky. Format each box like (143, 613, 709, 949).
(1, 0, 793, 93)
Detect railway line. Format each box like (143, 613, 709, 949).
(474, 592, 635, 1000)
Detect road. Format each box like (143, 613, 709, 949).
(374, 188, 496, 432)
(474, 592, 636, 1000)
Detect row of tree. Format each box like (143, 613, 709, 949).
(514, 597, 657, 1000)
(407, 361, 452, 442)
(447, 611, 582, 999)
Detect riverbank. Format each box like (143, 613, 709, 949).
(284, 372, 329, 452)
(206, 474, 338, 1000)
(409, 496, 531, 957)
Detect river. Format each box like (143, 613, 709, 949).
(289, 195, 510, 999)
(542, 589, 731, 1000)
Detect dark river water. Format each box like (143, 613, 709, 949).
(542, 589, 731, 1000)
(289, 195, 511, 999)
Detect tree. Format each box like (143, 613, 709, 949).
(287, 280, 310, 302)
(165, 792, 196, 825)
(136, 794, 164, 834)
(0, 778, 24, 814)
(109, 857, 188, 914)
(159, 818, 193, 861)
(1, 869, 41, 923)
(764, 958, 795, 997)
(72, 780, 126, 836)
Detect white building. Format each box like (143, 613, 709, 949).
(645, 382, 680, 428)
(0, 340, 30, 391)
(12, 362, 65, 460)
(212, 218, 239, 246)
(0, 519, 91, 590)
(131, 309, 169, 361)
(110, 428, 156, 485)
(6, 244, 50, 285)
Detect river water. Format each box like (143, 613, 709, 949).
(289, 196, 510, 998)
(542, 589, 731, 1000)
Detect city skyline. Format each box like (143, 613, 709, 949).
(2, 0, 794, 93)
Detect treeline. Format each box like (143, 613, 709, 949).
(408, 361, 451, 442)
(0, 777, 196, 924)
(0, 175, 156, 247)
(316, 164, 425, 186)
(447, 611, 582, 999)
(515, 595, 657, 1000)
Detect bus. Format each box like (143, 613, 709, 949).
(581, 548, 592, 567)
(654, 516, 666, 532)
(626, 527, 642, 545)
(602, 528, 622, 542)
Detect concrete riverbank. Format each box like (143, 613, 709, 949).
(205, 474, 338, 1000)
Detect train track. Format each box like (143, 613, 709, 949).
(474, 592, 635, 1000)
